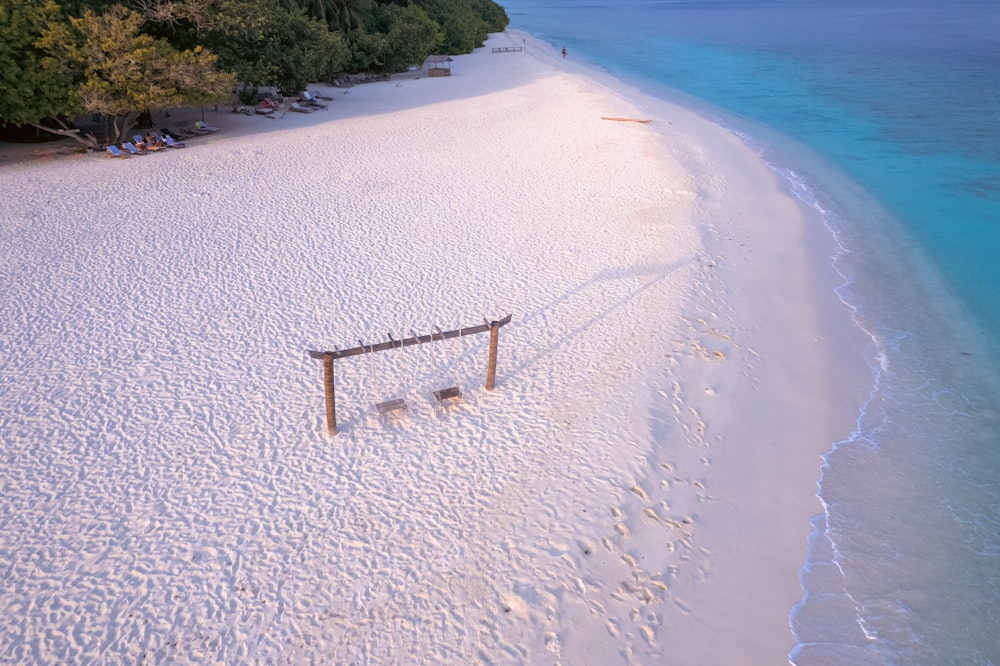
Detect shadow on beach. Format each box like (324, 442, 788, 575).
(0, 32, 550, 170)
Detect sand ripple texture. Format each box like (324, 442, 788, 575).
(0, 38, 746, 664)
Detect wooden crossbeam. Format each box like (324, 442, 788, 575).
(308, 314, 512, 360)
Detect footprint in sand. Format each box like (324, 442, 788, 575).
(500, 593, 528, 619)
(673, 597, 692, 615)
(649, 579, 669, 593)
(544, 632, 561, 658)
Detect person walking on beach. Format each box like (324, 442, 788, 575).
(562, 46, 567, 59)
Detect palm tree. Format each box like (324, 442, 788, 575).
(279, 0, 371, 31)
(301, 0, 337, 26)
(331, 0, 374, 32)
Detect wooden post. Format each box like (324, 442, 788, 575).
(485, 321, 499, 390)
(323, 353, 337, 435)
(308, 315, 510, 432)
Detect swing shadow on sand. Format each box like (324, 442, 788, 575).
(499, 260, 690, 384)
(331, 260, 687, 431)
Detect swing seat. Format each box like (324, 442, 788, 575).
(433, 386, 462, 402)
(376, 397, 408, 420)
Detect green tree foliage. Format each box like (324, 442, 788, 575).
(330, 0, 375, 32)
(1, 1, 234, 146)
(281, 0, 335, 28)
(468, 0, 508, 33)
(369, 3, 443, 71)
(344, 29, 388, 73)
(280, 0, 374, 32)
(1, 0, 508, 145)
(437, 6, 487, 53)
(0, 0, 78, 128)
(202, 0, 347, 94)
(131, 0, 225, 44)
(410, 0, 507, 54)
(37, 4, 235, 145)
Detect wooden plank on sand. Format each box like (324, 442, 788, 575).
(433, 386, 462, 402)
(601, 117, 652, 123)
(376, 397, 407, 416)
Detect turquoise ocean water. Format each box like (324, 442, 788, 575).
(503, 0, 1000, 662)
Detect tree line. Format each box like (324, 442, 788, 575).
(0, 0, 509, 147)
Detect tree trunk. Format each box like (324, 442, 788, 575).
(28, 119, 100, 150)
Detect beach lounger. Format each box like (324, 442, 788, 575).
(288, 102, 317, 114)
(195, 120, 220, 133)
(308, 89, 333, 101)
(160, 127, 187, 140)
(105, 145, 130, 158)
(256, 97, 279, 115)
(161, 135, 185, 148)
(133, 134, 164, 151)
(121, 142, 145, 155)
(301, 91, 328, 108)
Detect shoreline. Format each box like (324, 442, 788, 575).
(508, 28, 872, 660)
(0, 31, 871, 662)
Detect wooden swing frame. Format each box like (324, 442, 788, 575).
(308, 314, 512, 435)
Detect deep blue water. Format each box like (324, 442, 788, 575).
(503, 0, 1000, 662)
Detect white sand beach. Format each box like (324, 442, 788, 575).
(0, 31, 870, 664)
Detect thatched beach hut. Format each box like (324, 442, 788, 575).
(424, 55, 454, 77)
